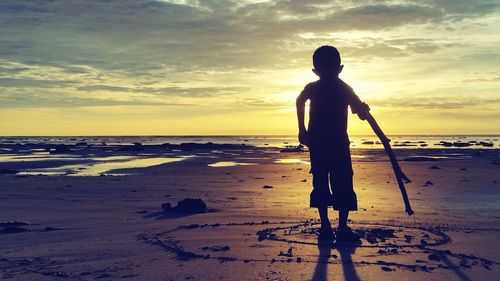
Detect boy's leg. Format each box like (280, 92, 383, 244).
(309, 144, 334, 236)
(339, 210, 349, 229)
(329, 145, 358, 240)
(311, 171, 332, 228)
(318, 206, 334, 239)
(329, 145, 357, 215)
(337, 211, 360, 241)
(318, 206, 330, 228)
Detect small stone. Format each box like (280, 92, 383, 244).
(161, 202, 172, 211)
(162, 198, 208, 214)
(423, 181, 434, 186)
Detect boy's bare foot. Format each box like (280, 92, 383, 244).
(336, 226, 361, 242)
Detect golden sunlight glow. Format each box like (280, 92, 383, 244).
(1, 1, 499, 135)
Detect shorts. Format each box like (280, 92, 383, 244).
(308, 143, 357, 211)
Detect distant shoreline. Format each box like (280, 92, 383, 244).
(1, 134, 500, 137)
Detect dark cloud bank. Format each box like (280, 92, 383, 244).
(0, 0, 498, 108)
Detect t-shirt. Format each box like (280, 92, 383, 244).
(300, 78, 365, 147)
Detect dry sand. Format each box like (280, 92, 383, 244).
(1, 148, 500, 280)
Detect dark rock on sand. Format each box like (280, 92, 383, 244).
(200, 245, 231, 252)
(451, 142, 472, 147)
(117, 142, 143, 151)
(435, 141, 454, 147)
(424, 181, 434, 187)
(0, 221, 31, 234)
(161, 202, 172, 211)
(479, 141, 493, 147)
(394, 143, 417, 147)
(263, 185, 274, 189)
(162, 198, 208, 214)
(49, 144, 71, 154)
(435, 140, 490, 147)
(280, 144, 306, 153)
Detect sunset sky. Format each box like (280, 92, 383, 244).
(1, 0, 499, 135)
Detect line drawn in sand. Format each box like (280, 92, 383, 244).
(138, 220, 499, 273)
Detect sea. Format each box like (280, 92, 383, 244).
(1, 135, 499, 149)
(0, 135, 498, 176)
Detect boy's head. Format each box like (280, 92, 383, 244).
(312, 45, 343, 78)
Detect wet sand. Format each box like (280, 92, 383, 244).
(1, 147, 500, 280)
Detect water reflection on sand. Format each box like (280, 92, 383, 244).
(274, 158, 310, 164)
(208, 161, 257, 167)
(17, 156, 187, 176)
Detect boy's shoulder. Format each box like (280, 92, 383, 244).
(336, 78, 354, 93)
(304, 78, 354, 93)
(303, 80, 320, 91)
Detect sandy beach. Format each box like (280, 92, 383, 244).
(1, 139, 499, 281)
(2, 0, 500, 279)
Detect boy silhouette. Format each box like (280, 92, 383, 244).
(296, 45, 370, 240)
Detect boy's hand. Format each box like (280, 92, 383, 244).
(357, 102, 370, 120)
(298, 130, 309, 146)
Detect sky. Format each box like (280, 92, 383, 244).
(0, 0, 499, 136)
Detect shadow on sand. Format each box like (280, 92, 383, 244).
(311, 238, 474, 281)
(311, 237, 362, 281)
(142, 208, 218, 220)
(142, 211, 195, 220)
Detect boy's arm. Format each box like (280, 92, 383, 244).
(348, 89, 370, 120)
(296, 86, 310, 145)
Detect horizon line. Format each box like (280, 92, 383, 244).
(1, 134, 499, 137)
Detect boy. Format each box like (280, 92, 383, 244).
(296, 45, 370, 240)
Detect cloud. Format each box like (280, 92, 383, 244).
(426, 0, 500, 18)
(0, 90, 193, 108)
(0, 77, 77, 88)
(322, 4, 444, 31)
(76, 85, 249, 97)
(0, 0, 498, 135)
(368, 95, 500, 109)
(0, 0, 479, 74)
(237, 96, 292, 108)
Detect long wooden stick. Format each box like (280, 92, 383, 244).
(365, 112, 414, 216)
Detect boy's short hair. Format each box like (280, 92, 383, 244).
(313, 45, 341, 71)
